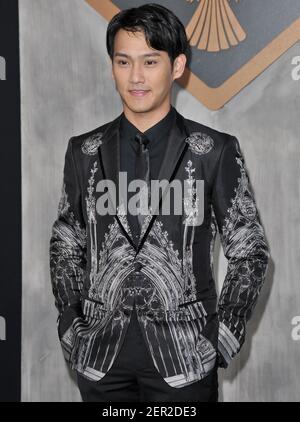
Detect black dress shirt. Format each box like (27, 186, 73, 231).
(119, 105, 176, 243)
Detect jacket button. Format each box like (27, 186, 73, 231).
(134, 262, 143, 272)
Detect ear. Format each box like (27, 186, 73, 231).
(172, 54, 187, 81)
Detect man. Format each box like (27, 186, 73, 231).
(49, 3, 269, 402)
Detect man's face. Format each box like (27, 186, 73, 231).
(111, 28, 185, 115)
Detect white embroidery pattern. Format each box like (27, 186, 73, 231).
(217, 141, 269, 361)
(185, 132, 214, 156)
(81, 133, 103, 155)
(182, 160, 199, 301)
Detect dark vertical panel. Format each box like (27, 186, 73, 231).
(0, 0, 21, 402)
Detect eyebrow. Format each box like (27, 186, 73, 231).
(114, 52, 161, 58)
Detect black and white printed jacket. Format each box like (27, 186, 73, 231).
(49, 107, 269, 388)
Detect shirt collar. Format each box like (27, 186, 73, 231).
(120, 105, 176, 147)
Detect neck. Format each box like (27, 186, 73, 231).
(123, 103, 171, 133)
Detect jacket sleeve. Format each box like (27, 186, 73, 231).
(211, 135, 270, 368)
(49, 137, 87, 342)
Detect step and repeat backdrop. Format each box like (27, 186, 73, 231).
(0, 0, 300, 402)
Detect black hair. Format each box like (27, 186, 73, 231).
(106, 3, 191, 68)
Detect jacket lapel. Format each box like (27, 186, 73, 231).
(96, 113, 138, 249)
(136, 109, 190, 256)
(97, 109, 190, 256)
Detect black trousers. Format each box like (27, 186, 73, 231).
(76, 303, 219, 402)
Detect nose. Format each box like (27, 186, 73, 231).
(129, 62, 145, 84)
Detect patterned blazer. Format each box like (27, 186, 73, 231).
(49, 108, 269, 388)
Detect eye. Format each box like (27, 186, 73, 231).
(145, 60, 157, 65)
(117, 60, 128, 66)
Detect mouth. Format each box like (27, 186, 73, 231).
(129, 90, 150, 97)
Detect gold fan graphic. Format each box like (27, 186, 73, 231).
(186, 0, 246, 51)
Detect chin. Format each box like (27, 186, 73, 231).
(133, 105, 153, 113)
(125, 100, 154, 114)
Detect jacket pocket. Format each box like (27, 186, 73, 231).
(178, 296, 217, 316)
(177, 299, 208, 321)
(82, 297, 109, 320)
